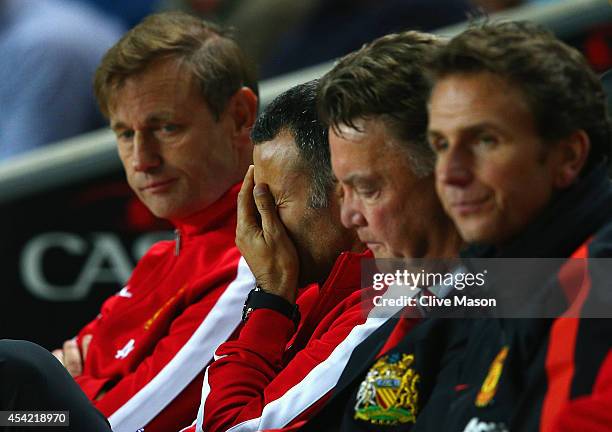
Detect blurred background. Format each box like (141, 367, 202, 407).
(1, 0, 611, 349)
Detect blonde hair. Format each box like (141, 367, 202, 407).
(94, 11, 257, 119)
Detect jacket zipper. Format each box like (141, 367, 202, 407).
(174, 229, 181, 256)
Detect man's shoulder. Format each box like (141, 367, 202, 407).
(309, 288, 381, 341)
(139, 239, 176, 260)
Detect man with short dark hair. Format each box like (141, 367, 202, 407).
(46, 11, 258, 432)
(424, 20, 612, 431)
(245, 80, 360, 290)
(191, 79, 369, 432)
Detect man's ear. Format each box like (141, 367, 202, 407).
(553, 129, 590, 188)
(225, 87, 258, 146)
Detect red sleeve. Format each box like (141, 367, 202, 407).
(73, 296, 121, 398)
(143, 374, 205, 432)
(552, 349, 612, 432)
(542, 242, 612, 432)
(76, 283, 130, 350)
(92, 290, 238, 432)
(202, 293, 366, 432)
(77, 317, 100, 340)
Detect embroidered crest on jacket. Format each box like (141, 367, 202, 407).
(354, 352, 420, 425)
(475, 346, 509, 407)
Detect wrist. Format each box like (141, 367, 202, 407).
(242, 285, 301, 330)
(255, 275, 297, 303)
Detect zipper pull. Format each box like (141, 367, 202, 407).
(174, 228, 181, 256)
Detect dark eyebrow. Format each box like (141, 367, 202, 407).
(455, 122, 508, 139)
(428, 122, 505, 139)
(461, 122, 503, 136)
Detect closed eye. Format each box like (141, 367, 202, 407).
(356, 187, 379, 199)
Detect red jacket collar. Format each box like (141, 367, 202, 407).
(321, 249, 373, 295)
(173, 182, 241, 238)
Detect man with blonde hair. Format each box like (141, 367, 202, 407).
(48, 11, 258, 432)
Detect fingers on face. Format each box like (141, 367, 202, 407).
(253, 183, 279, 235)
(237, 166, 258, 236)
(237, 164, 285, 244)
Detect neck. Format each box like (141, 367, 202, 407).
(421, 211, 463, 259)
(405, 181, 463, 259)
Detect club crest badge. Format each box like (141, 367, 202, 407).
(475, 346, 509, 407)
(354, 352, 420, 425)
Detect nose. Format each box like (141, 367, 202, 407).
(340, 192, 367, 229)
(132, 131, 161, 172)
(436, 145, 473, 187)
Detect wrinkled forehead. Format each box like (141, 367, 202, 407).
(107, 58, 199, 114)
(428, 72, 534, 135)
(331, 117, 409, 161)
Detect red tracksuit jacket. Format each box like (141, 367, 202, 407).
(74, 183, 255, 432)
(181, 250, 421, 432)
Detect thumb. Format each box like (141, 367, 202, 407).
(51, 349, 64, 366)
(253, 183, 281, 236)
